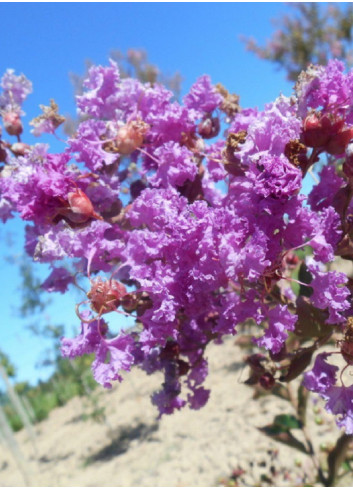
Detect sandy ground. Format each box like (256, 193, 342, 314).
(0, 337, 351, 487)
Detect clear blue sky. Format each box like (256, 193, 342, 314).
(0, 2, 300, 385)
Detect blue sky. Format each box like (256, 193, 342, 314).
(0, 2, 302, 385)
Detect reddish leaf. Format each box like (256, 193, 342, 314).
(280, 345, 316, 382)
(295, 296, 332, 339)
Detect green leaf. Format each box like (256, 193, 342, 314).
(259, 426, 308, 454)
(341, 460, 351, 472)
(273, 414, 302, 430)
(298, 262, 313, 298)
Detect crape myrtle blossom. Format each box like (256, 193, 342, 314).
(296, 60, 353, 120)
(61, 311, 135, 387)
(306, 258, 350, 324)
(183, 74, 224, 115)
(0, 69, 32, 143)
(0, 69, 32, 113)
(2, 61, 353, 429)
(41, 266, 75, 293)
(304, 352, 353, 434)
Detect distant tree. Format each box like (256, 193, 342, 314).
(0, 349, 16, 378)
(17, 258, 48, 316)
(243, 3, 353, 80)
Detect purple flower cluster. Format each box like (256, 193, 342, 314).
(304, 353, 353, 434)
(0, 69, 32, 113)
(1, 60, 353, 430)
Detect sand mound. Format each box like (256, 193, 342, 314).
(0, 337, 348, 487)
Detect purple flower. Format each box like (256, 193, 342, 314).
(304, 353, 353, 433)
(61, 314, 105, 358)
(0, 145, 74, 225)
(41, 267, 74, 293)
(308, 165, 345, 212)
(296, 60, 353, 118)
(128, 187, 188, 229)
(61, 313, 134, 388)
(150, 357, 187, 416)
(183, 74, 223, 114)
(77, 60, 121, 119)
(145, 102, 195, 145)
(148, 142, 198, 188)
(0, 69, 32, 111)
(5, 59, 353, 423)
(255, 305, 297, 354)
(303, 353, 339, 395)
(306, 258, 350, 324)
(187, 386, 210, 410)
(113, 77, 172, 121)
(206, 141, 227, 182)
(31, 118, 56, 137)
(228, 107, 259, 134)
(219, 226, 270, 283)
(309, 207, 342, 263)
(69, 119, 118, 172)
(92, 335, 135, 387)
(151, 388, 186, 416)
(233, 96, 301, 167)
(247, 153, 302, 201)
(325, 385, 353, 434)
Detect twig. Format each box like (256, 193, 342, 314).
(287, 384, 324, 482)
(325, 434, 353, 486)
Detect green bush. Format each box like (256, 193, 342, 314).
(4, 406, 24, 432)
(1, 355, 98, 431)
(30, 391, 59, 422)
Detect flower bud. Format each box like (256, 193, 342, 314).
(87, 278, 127, 314)
(3, 111, 23, 136)
(121, 293, 139, 313)
(67, 188, 102, 222)
(136, 291, 153, 316)
(326, 128, 353, 155)
(304, 112, 320, 131)
(115, 120, 149, 155)
(130, 179, 147, 199)
(270, 344, 287, 362)
(302, 112, 332, 148)
(10, 142, 30, 156)
(197, 116, 220, 139)
(177, 359, 190, 376)
(259, 372, 275, 390)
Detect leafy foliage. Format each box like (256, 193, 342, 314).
(2, 354, 96, 431)
(243, 3, 353, 80)
(0, 349, 16, 377)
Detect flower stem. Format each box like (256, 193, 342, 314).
(325, 434, 353, 486)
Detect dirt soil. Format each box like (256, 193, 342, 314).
(0, 337, 350, 487)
